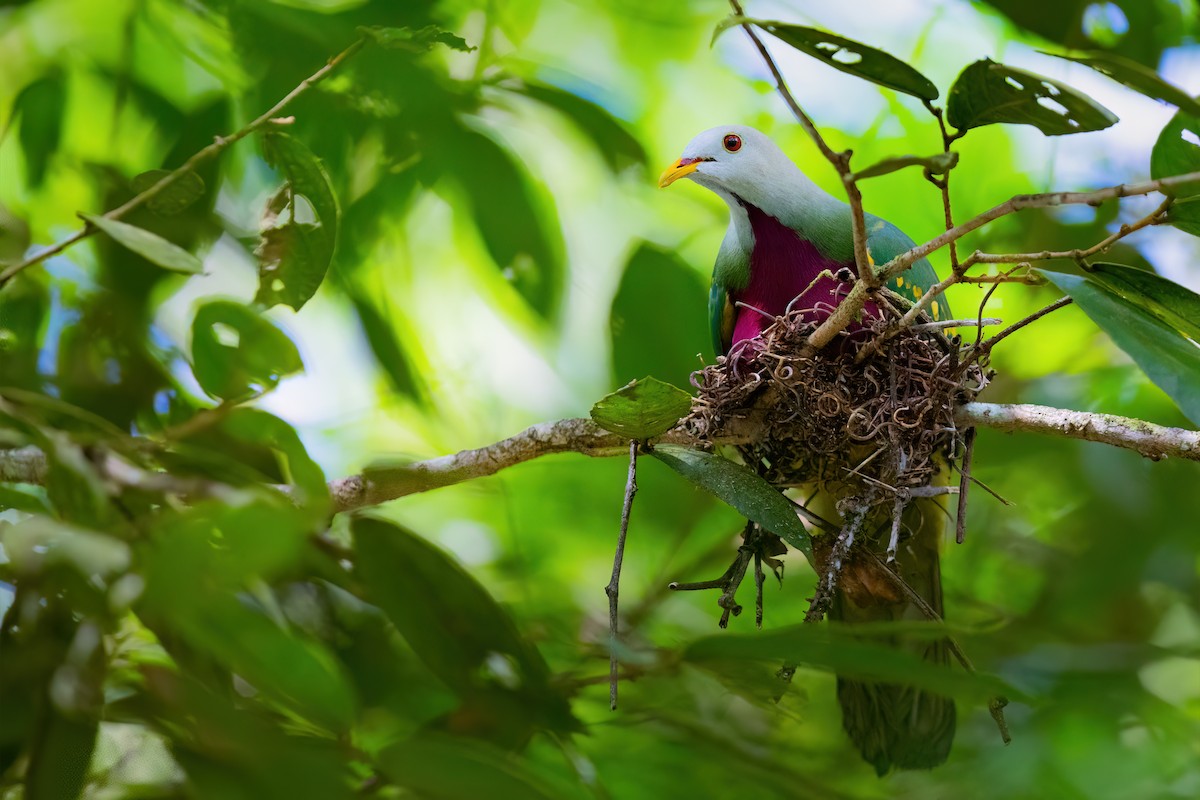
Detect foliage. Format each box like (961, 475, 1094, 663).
(1, 0, 1199, 798)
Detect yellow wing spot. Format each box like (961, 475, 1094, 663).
(931, 300, 941, 319)
(895, 276, 904, 288)
(913, 285, 924, 299)
(867, 249, 875, 266)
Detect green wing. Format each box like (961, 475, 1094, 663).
(708, 279, 735, 357)
(866, 216, 950, 321)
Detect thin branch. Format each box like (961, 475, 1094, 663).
(973, 296, 1072, 356)
(0, 37, 367, 287)
(605, 440, 639, 710)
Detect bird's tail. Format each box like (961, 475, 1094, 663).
(822, 497, 956, 774)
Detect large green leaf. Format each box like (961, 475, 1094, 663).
(514, 82, 646, 174)
(80, 213, 202, 274)
(947, 59, 1118, 135)
(352, 517, 560, 702)
(255, 132, 339, 311)
(1040, 270, 1200, 425)
(376, 736, 563, 800)
(190, 300, 303, 401)
(1045, 51, 1200, 118)
(1151, 109, 1200, 235)
(685, 624, 1021, 703)
(25, 682, 100, 800)
(717, 18, 938, 101)
(590, 377, 693, 440)
(14, 70, 65, 189)
(1085, 262, 1200, 342)
(650, 444, 814, 558)
(131, 169, 206, 216)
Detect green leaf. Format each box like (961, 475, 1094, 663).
(1151, 109, 1200, 234)
(650, 444, 814, 558)
(717, 17, 938, 101)
(947, 59, 1118, 135)
(610, 243, 709, 387)
(256, 132, 339, 311)
(1086, 262, 1200, 342)
(376, 736, 562, 800)
(441, 125, 563, 318)
(220, 408, 329, 510)
(590, 377, 693, 440)
(684, 624, 1021, 703)
(352, 517, 565, 714)
(4, 515, 130, 579)
(190, 300, 303, 401)
(1040, 270, 1200, 425)
(514, 82, 646, 173)
(359, 24, 475, 53)
(79, 213, 202, 274)
(853, 151, 959, 180)
(40, 432, 113, 528)
(14, 70, 66, 189)
(1044, 51, 1200, 119)
(131, 169, 206, 216)
(25, 691, 100, 800)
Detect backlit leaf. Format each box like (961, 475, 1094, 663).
(1045, 51, 1200, 118)
(190, 301, 303, 401)
(947, 59, 1118, 135)
(590, 377, 693, 440)
(80, 213, 202, 274)
(1151, 109, 1200, 234)
(1086, 262, 1200, 342)
(131, 169, 206, 216)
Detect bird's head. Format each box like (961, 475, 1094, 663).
(658, 125, 794, 201)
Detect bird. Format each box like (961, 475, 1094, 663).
(659, 125, 956, 774)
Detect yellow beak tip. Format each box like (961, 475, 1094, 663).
(658, 159, 699, 189)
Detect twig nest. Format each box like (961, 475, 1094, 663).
(685, 308, 988, 496)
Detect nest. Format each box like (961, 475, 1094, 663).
(684, 307, 989, 498)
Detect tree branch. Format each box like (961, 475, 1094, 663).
(0, 37, 367, 287)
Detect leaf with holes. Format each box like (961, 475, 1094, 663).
(1040, 270, 1200, 425)
(190, 301, 303, 401)
(947, 59, 1118, 135)
(80, 214, 202, 274)
(590, 377, 694, 440)
(358, 24, 475, 53)
(255, 132, 339, 311)
(716, 18, 938, 101)
(131, 169, 206, 216)
(1045, 51, 1200, 119)
(1151, 109, 1200, 235)
(651, 444, 815, 558)
(1086, 262, 1200, 343)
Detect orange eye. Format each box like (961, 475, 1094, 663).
(723, 134, 742, 152)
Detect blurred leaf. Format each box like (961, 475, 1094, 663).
(256, 132, 340, 310)
(1151, 109, 1200, 234)
(130, 169, 207, 216)
(590, 377, 693, 440)
(13, 70, 66, 188)
(25, 694, 99, 800)
(717, 18, 938, 101)
(514, 82, 646, 173)
(359, 24, 475, 53)
(0, 202, 31, 264)
(650, 444, 814, 558)
(79, 214, 202, 274)
(344, 285, 423, 402)
(4, 515, 130, 579)
(376, 736, 562, 800)
(0, 485, 51, 514)
(1086, 262, 1200, 342)
(685, 624, 1021, 703)
(190, 300, 303, 401)
(352, 517, 562, 708)
(220, 408, 329, 509)
(854, 151, 959, 180)
(0, 272, 48, 388)
(1044, 51, 1200, 118)
(440, 125, 563, 319)
(610, 243, 709, 385)
(40, 432, 113, 528)
(1040, 270, 1200, 424)
(947, 59, 1118, 134)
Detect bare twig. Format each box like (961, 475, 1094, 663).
(973, 296, 1073, 356)
(805, 495, 874, 624)
(0, 37, 367, 287)
(606, 440, 639, 710)
(955, 427, 975, 545)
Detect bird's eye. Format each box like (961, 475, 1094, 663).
(723, 134, 742, 152)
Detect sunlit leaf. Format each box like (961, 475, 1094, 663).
(190, 300, 303, 401)
(650, 444, 814, 558)
(685, 624, 1021, 703)
(590, 377, 693, 440)
(1085, 262, 1200, 342)
(1151, 109, 1200, 234)
(376, 736, 562, 800)
(80, 213, 202, 274)
(717, 17, 939, 101)
(256, 132, 339, 310)
(515, 82, 646, 173)
(1045, 51, 1200, 118)
(947, 59, 1118, 134)
(1040, 270, 1200, 424)
(131, 169, 207, 216)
